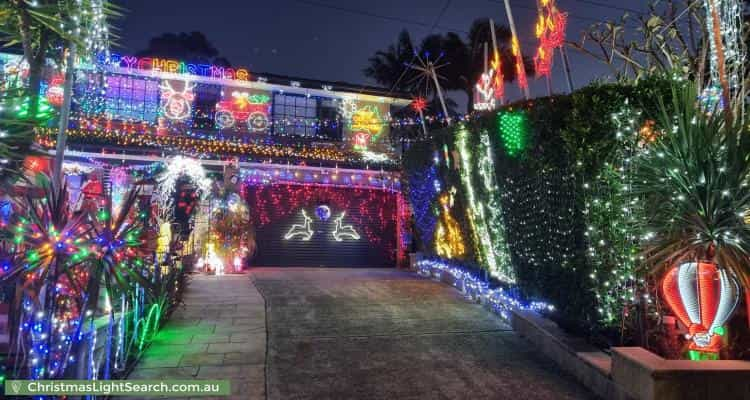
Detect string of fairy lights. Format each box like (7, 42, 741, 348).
(455, 125, 514, 283)
(582, 105, 647, 324)
(416, 258, 553, 321)
(35, 127, 396, 168)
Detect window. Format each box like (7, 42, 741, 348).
(192, 83, 221, 130)
(272, 93, 341, 140)
(103, 74, 160, 122)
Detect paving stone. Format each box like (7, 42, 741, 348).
(223, 351, 265, 366)
(230, 332, 264, 343)
(191, 334, 231, 344)
(232, 316, 264, 325)
(179, 352, 225, 367)
(196, 365, 264, 380)
(146, 343, 208, 356)
(129, 274, 266, 400)
(137, 353, 183, 369)
(206, 341, 263, 354)
(127, 366, 199, 379)
(213, 324, 262, 334)
(252, 268, 595, 400)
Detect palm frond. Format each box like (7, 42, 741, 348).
(633, 82, 750, 286)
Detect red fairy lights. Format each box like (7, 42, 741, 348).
(534, 0, 568, 77)
(243, 182, 401, 261)
(511, 36, 528, 90)
(411, 97, 427, 113)
(474, 52, 505, 111)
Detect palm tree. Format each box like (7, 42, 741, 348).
(363, 19, 535, 113)
(363, 30, 420, 94)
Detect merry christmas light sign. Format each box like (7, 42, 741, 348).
(101, 53, 251, 82)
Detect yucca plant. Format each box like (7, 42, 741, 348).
(82, 186, 154, 378)
(633, 82, 750, 282)
(631, 82, 750, 358)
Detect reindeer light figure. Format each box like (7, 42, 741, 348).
(160, 80, 196, 121)
(332, 212, 360, 241)
(284, 210, 314, 241)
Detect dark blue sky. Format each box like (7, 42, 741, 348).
(118, 0, 652, 105)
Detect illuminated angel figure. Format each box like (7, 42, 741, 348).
(332, 212, 360, 241)
(284, 210, 314, 240)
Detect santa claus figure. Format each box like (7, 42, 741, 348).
(77, 173, 104, 213)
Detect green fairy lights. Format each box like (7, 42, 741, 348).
(477, 130, 515, 282)
(452, 124, 516, 283)
(582, 105, 648, 326)
(497, 111, 527, 157)
(456, 125, 494, 269)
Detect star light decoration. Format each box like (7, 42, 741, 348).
(7, 180, 92, 380)
(411, 97, 427, 114)
(407, 51, 452, 121)
(534, 0, 568, 77)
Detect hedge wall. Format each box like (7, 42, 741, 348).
(402, 76, 674, 335)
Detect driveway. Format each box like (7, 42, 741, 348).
(250, 268, 594, 400)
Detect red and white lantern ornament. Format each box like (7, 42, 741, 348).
(661, 261, 740, 355)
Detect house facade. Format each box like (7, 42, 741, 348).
(1, 52, 411, 269)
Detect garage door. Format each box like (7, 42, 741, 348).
(245, 183, 398, 268)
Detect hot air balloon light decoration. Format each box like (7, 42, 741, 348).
(661, 262, 741, 359)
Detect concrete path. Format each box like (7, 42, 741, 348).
(250, 268, 595, 400)
(128, 274, 266, 400)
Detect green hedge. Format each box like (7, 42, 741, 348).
(402, 76, 675, 336)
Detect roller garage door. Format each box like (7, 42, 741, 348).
(245, 183, 398, 268)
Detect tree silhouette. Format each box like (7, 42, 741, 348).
(363, 30, 420, 94)
(136, 31, 231, 66)
(364, 19, 535, 113)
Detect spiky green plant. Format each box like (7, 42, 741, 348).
(632, 82, 750, 288)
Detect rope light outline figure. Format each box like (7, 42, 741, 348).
(284, 209, 314, 241)
(160, 80, 195, 121)
(332, 212, 360, 241)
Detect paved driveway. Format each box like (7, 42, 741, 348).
(250, 268, 594, 400)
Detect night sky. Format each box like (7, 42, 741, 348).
(118, 0, 653, 106)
